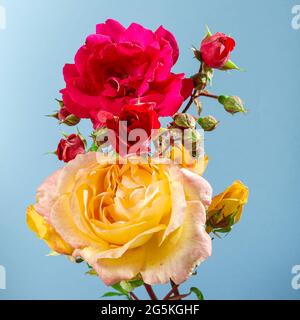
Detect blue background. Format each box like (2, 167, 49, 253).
(0, 0, 299, 300)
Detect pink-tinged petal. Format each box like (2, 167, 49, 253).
(180, 168, 213, 206)
(160, 166, 186, 244)
(155, 25, 179, 64)
(120, 22, 155, 47)
(74, 225, 165, 285)
(34, 169, 62, 222)
(96, 19, 126, 42)
(141, 201, 212, 285)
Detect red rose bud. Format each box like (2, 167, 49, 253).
(218, 95, 247, 114)
(200, 32, 235, 69)
(57, 107, 80, 126)
(198, 116, 219, 131)
(104, 103, 161, 156)
(56, 134, 85, 163)
(48, 99, 80, 126)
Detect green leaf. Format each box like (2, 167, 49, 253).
(102, 291, 125, 298)
(190, 287, 205, 300)
(120, 279, 144, 293)
(221, 60, 240, 71)
(46, 251, 60, 257)
(204, 25, 212, 39)
(85, 269, 98, 276)
(215, 226, 232, 233)
(112, 283, 128, 295)
(89, 143, 98, 152)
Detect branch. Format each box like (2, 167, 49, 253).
(199, 92, 219, 99)
(163, 281, 180, 300)
(144, 284, 158, 300)
(130, 292, 139, 300)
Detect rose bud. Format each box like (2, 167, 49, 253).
(48, 99, 80, 126)
(206, 181, 249, 234)
(200, 32, 235, 69)
(173, 113, 196, 129)
(218, 95, 247, 114)
(198, 116, 219, 131)
(57, 107, 80, 126)
(56, 134, 85, 163)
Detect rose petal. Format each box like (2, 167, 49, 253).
(96, 19, 126, 41)
(141, 201, 211, 284)
(34, 169, 62, 222)
(180, 168, 213, 206)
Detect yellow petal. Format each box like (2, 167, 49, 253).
(26, 205, 73, 255)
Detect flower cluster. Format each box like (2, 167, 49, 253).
(27, 19, 249, 300)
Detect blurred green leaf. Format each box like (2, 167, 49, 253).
(102, 292, 125, 298)
(89, 143, 98, 152)
(221, 59, 240, 71)
(190, 287, 204, 300)
(85, 269, 98, 276)
(120, 279, 144, 293)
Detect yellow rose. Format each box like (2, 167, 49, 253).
(206, 180, 249, 233)
(27, 152, 212, 285)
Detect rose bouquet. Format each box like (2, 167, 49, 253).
(26, 19, 249, 300)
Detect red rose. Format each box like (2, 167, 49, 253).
(97, 103, 160, 156)
(200, 32, 235, 69)
(56, 134, 85, 163)
(60, 19, 193, 123)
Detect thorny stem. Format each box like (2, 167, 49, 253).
(170, 280, 180, 298)
(182, 63, 203, 114)
(129, 292, 139, 300)
(182, 62, 219, 113)
(144, 284, 158, 300)
(182, 91, 219, 113)
(168, 293, 190, 300)
(182, 95, 195, 114)
(163, 282, 180, 300)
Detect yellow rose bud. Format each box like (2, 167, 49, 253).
(206, 180, 249, 233)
